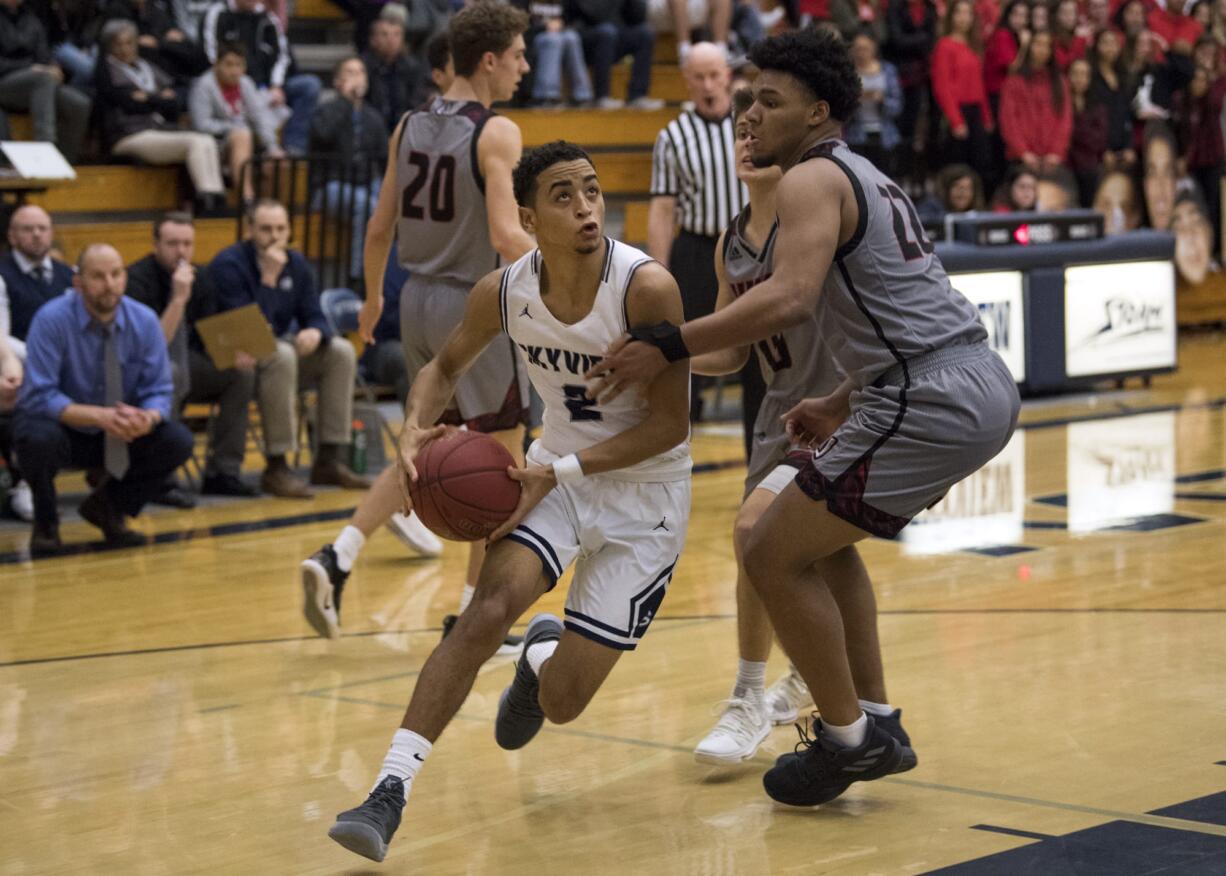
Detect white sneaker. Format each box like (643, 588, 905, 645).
(764, 667, 812, 725)
(595, 96, 625, 110)
(385, 510, 443, 557)
(10, 480, 32, 522)
(628, 96, 664, 111)
(693, 695, 771, 764)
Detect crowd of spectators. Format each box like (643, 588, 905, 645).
(2, 0, 1225, 555)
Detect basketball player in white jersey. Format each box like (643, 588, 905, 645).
(327, 142, 691, 862)
(589, 29, 1020, 806)
(690, 89, 915, 770)
(300, 2, 536, 645)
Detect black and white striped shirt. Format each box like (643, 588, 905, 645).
(651, 109, 747, 239)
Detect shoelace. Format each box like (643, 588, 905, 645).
(367, 778, 405, 811)
(710, 697, 766, 738)
(502, 668, 542, 719)
(768, 672, 810, 709)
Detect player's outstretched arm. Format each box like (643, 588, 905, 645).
(479, 116, 537, 263)
(585, 161, 848, 399)
(399, 269, 505, 480)
(359, 114, 410, 341)
(690, 230, 752, 377)
(574, 261, 690, 475)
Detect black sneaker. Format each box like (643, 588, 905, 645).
(300, 545, 348, 639)
(763, 715, 903, 807)
(441, 613, 525, 656)
(494, 612, 562, 750)
(774, 708, 917, 773)
(201, 473, 260, 497)
(327, 776, 405, 862)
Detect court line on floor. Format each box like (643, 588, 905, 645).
(310, 689, 1226, 842)
(8, 608, 1226, 669)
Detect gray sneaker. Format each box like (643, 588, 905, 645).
(595, 97, 625, 110)
(494, 613, 562, 750)
(628, 96, 665, 111)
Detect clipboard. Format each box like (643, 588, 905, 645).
(195, 303, 277, 369)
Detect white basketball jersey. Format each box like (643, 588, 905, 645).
(499, 239, 692, 482)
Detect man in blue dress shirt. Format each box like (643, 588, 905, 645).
(13, 244, 195, 556)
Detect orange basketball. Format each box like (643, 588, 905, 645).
(407, 431, 522, 541)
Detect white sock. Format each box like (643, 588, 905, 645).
(821, 712, 868, 749)
(858, 699, 894, 718)
(374, 728, 432, 802)
(732, 659, 767, 700)
(333, 525, 365, 573)
(458, 583, 475, 613)
(525, 639, 558, 676)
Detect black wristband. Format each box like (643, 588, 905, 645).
(629, 321, 690, 362)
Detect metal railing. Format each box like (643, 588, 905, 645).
(236, 153, 384, 293)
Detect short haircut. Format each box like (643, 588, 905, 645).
(732, 86, 753, 122)
(248, 197, 286, 222)
(154, 211, 194, 239)
(746, 29, 861, 123)
(217, 41, 247, 62)
(426, 29, 450, 73)
(513, 141, 593, 207)
(99, 18, 137, 53)
(77, 243, 116, 271)
(333, 54, 365, 80)
(449, 1, 528, 79)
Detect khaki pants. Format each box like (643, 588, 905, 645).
(256, 338, 356, 457)
(112, 129, 225, 195)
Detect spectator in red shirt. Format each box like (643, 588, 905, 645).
(1087, 0, 1113, 34)
(1000, 29, 1074, 168)
(976, 0, 1000, 42)
(1052, 0, 1092, 69)
(933, 0, 997, 185)
(1068, 58, 1109, 202)
(883, 0, 937, 180)
(984, 0, 1030, 110)
(1031, 2, 1050, 32)
(991, 162, 1040, 209)
(1175, 61, 1226, 241)
(1148, 0, 1203, 53)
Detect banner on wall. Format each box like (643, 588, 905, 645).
(1064, 260, 1177, 378)
(1066, 411, 1175, 532)
(902, 430, 1026, 554)
(949, 271, 1026, 383)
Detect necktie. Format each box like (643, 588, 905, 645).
(31, 265, 47, 289)
(102, 325, 130, 480)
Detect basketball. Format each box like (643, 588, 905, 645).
(407, 431, 522, 541)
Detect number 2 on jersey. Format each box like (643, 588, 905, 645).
(402, 151, 456, 222)
(563, 385, 602, 422)
(877, 183, 933, 261)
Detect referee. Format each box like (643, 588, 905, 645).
(648, 42, 760, 445)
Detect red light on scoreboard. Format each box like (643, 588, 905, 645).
(1013, 224, 1031, 245)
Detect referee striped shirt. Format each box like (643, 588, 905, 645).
(651, 109, 748, 239)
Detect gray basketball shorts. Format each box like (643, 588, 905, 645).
(795, 342, 1020, 539)
(399, 274, 530, 432)
(743, 394, 807, 499)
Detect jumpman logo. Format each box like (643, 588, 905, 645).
(652, 517, 669, 532)
(519, 304, 533, 319)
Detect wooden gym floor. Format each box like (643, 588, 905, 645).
(2, 334, 1225, 874)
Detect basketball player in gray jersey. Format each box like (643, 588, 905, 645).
(690, 90, 915, 770)
(301, 2, 537, 643)
(590, 29, 1020, 806)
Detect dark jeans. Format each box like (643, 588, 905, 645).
(850, 132, 898, 180)
(13, 415, 194, 527)
(186, 350, 256, 478)
(945, 103, 996, 197)
(581, 21, 655, 101)
(670, 230, 719, 421)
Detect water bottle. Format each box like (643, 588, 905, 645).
(351, 418, 367, 475)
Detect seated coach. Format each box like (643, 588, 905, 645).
(14, 244, 194, 555)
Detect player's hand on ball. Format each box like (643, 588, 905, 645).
(488, 465, 557, 542)
(782, 395, 849, 448)
(397, 424, 450, 509)
(358, 296, 383, 344)
(584, 334, 667, 403)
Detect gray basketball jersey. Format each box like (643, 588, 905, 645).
(800, 139, 986, 387)
(722, 207, 840, 404)
(396, 97, 499, 284)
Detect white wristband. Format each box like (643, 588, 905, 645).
(552, 453, 584, 485)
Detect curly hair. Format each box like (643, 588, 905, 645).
(449, 1, 529, 79)
(513, 141, 593, 207)
(746, 29, 861, 122)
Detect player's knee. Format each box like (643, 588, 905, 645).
(743, 527, 784, 592)
(732, 511, 757, 559)
(461, 587, 519, 642)
(538, 678, 590, 725)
